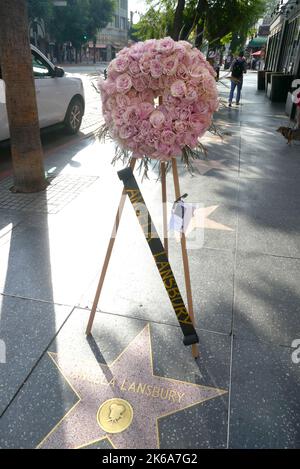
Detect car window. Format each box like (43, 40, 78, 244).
(32, 51, 52, 78)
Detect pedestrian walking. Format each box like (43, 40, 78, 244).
(228, 51, 247, 107)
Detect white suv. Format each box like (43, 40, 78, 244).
(0, 45, 85, 141)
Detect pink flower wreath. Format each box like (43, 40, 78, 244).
(99, 37, 219, 161)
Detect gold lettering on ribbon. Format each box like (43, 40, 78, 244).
(126, 194, 193, 327)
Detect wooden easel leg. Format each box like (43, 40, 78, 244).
(161, 162, 169, 255)
(86, 158, 136, 335)
(171, 158, 199, 359)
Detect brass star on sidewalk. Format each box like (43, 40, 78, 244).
(38, 325, 226, 449)
(185, 205, 234, 236)
(192, 159, 228, 175)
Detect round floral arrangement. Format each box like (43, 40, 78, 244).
(99, 37, 219, 162)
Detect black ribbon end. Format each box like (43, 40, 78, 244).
(118, 167, 133, 182)
(183, 333, 199, 346)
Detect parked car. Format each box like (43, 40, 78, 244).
(0, 44, 85, 142)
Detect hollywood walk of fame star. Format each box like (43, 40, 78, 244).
(192, 159, 228, 175)
(38, 325, 227, 449)
(184, 205, 234, 237)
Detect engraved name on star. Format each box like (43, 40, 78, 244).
(38, 325, 226, 449)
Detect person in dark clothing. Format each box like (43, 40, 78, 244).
(228, 51, 247, 107)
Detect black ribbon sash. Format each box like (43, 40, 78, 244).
(118, 167, 199, 346)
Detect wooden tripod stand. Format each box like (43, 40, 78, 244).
(86, 157, 199, 359)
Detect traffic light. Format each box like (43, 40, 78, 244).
(83, 33, 87, 41)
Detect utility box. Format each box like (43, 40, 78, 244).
(257, 70, 267, 90)
(267, 74, 294, 102)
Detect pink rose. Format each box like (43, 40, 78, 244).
(148, 77, 160, 90)
(139, 53, 152, 74)
(170, 80, 187, 98)
(111, 56, 129, 73)
(132, 76, 147, 92)
(116, 94, 130, 109)
(156, 37, 174, 55)
(128, 60, 141, 75)
(127, 140, 139, 152)
(173, 43, 187, 60)
(157, 105, 173, 128)
(189, 115, 208, 134)
(119, 125, 136, 140)
(140, 120, 151, 135)
(174, 120, 188, 133)
(140, 89, 155, 103)
(185, 85, 198, 102)
(150, 110, 166, 129)
(147, 129, 160, 145)
(150, 59, 163, 78)
(144, 39, 157, 52)
(116, 73, 132, 93)
(155, 141, 170, 154)
(99, 80, 116, 96)
(117, 47, 130, 57)
(184, 132, 198, 148)
(162, 92, 180, 108)
(133, 133, 145, 143)
(104, 96, 116, 111)
(193, 102, 210, 117)
(179, 106, 192, 121)
(189, 65, 205, 82)
(129, 42, 145, 61)
(139, 102, 154, 120)
(176, 63, 189, 80)
(161, 130, 176, 145)
(162, 54, 178, 75)
(127, 89, 138, 99)
(189, 50, 205, 66)
(112, 109, 125, 126)
(124, 106, 140, 126)
(178, 40, 192, 51)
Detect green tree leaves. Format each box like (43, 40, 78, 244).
(134, 0, 269, 50)
(27, 0, 114, 47)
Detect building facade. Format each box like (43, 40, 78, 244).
(91, 0, 129, 62)
(265, 0, 300, 76)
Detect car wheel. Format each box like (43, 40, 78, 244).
(64, 97, 83, 134)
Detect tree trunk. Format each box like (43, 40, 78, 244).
(177, 0, 207, 42)
(0, 0, 47, 193)
(172, 0, 185, 41)
(195, 20, 204, 49)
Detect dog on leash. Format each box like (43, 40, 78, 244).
(276, 126, 300, 145)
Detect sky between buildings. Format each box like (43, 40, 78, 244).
(129, 0, 147, 20)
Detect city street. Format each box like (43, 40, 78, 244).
(0, 64, 106, 173)
(0, 72, 299, 449)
